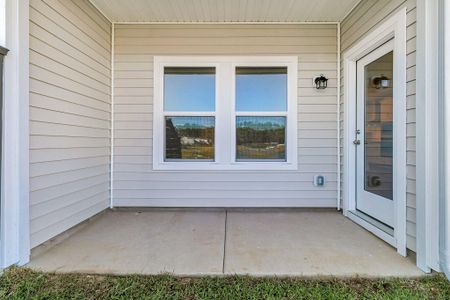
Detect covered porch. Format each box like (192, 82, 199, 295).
(28, 209, 421, 277)
(2, 0, 450, 278)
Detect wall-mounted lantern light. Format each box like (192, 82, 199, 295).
(371, 74, 391, 89)
(313, 74, 328, 89)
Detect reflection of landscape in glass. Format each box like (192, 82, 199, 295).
(164, 67, 215, 112)
(236, 116, 286, 161)
(165, 117, 215, 161)
(236, 67, 287, 112)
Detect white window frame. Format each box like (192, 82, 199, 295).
(153, 56, 298, 171)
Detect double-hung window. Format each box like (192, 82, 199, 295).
(153, 57, 297, 170)
(163, 67, 216, 162)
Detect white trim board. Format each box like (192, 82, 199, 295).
(440, 0, 450, 278)
(110, 23, 115, 209)
(340, 0, 364, 23)
(86, 0, 113, 23)
(0, 0, 29, 269)
(342, 8, 407, 256)
(336, 23, 342, 211)
(112, 21, 340, 25)
(416, 0, 441, 273)
(0, 0, 5, 47)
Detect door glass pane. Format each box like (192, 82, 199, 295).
(236, 67, 287, 112)
(364, 51, 393, 200)
(164, 67, 215, 112)
(236, 116, 286, 161)
(165, 116, 215, 161)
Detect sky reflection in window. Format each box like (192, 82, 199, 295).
(164, 67, 215, 112)
(236, 67, 287, 112)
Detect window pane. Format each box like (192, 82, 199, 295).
(165, 116, 215, 161)
(236, 67, 287, 112)
(236, 116, 286, 161)
(164, 67, 215, 112)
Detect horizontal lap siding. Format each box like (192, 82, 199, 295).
(340, 0, 417, 251)
(29, 0, 111, 248)
(113, 24, 338, 207)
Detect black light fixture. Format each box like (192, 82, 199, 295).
(371, 74, 391, 89)
(314, 74, 328, 89)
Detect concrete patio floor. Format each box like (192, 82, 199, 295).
(28, 209, 424, 277)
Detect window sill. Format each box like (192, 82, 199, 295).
(152, 162, 298, 171)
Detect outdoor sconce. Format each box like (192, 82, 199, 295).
(371, 75, 391, 89)
(313, 74, 328, 89)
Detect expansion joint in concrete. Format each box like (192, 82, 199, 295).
(222, 210, 228, 274)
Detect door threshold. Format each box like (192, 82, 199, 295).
(352, 210, 394, 235)
(346, 210, 397, 249)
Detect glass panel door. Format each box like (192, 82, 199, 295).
(356, 40, 395, 227)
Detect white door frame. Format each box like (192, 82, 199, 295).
(343, 8, 407, 256)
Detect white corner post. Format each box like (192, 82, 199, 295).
(439, 0, 450, 279)
(0, 0, 30, 268)
(416, 0, 441, 273)
(0, 0, 5, 47)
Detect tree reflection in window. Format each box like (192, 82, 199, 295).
(165, 116, 215, 161)
(236, 116, 286, 161)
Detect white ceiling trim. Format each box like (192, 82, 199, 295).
(111, 21, 340, 25)
(340, 0, 364, 23)
(87, 0, 113, 23)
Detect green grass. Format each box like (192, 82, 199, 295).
(1, 268, 449, 300)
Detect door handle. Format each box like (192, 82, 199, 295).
(353, 139, 361, 145)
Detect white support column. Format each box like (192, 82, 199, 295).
(0, 0, 5, 47)
(0, 0, 30, 268)
(416, 0, 441, 272)
(439, 0, 450, 279)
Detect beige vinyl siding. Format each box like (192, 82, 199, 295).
(340, 0, 417, 251)
(113, 24, 338, 207)
(29, 0, 111, 248)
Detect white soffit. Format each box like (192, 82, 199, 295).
(89, 0, 362, 23)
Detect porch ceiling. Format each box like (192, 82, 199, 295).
(88, 0, 362, 23)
